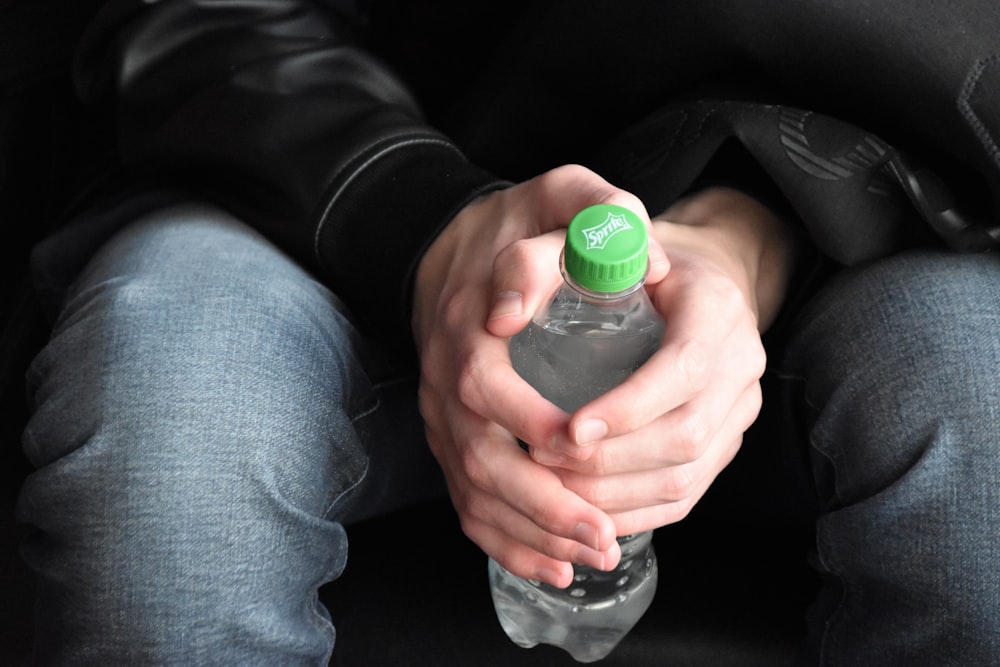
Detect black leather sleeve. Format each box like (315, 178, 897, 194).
(73, 0, 506, 353)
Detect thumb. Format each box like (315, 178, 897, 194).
(486, 229, 565, 338)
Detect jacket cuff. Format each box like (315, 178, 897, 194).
(314, 134, 507, 362)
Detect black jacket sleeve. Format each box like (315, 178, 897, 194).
(73, 0, 507, 351)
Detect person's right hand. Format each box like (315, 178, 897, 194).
(411, 165, 668, 588)
(494, 187, 798, 538)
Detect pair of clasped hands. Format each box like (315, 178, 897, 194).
(413, 165, 795, 589)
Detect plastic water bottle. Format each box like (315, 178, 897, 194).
(489, 204, 664, 663)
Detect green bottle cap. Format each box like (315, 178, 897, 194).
(564, 204, 649, 293)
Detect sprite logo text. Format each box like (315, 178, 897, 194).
(582, 211, 633, 251)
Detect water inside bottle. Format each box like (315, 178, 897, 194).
(509, 318, 661, 413)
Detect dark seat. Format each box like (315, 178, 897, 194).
(324, 498, 817, 666)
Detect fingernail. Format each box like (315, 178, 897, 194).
(533, 566, 563, 587)
(488, 290, 522, 320)
(564, 444, 593, 461)
(573, 522, 600, 551)
(590, 541, 623, 571)
(605, 540, 622, 570)
(575, 419, 608, 446)
(573, 545, 610, 571)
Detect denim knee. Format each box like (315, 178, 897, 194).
(18, 204, 373, 664)
(785, 250, 1000, 664)
(787, 250, 1000, 504)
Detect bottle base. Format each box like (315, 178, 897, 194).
(487, 535, 657, 663)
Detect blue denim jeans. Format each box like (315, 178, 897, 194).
(779, 251, 1000, 665)
(17, 203, 1000, 664)
(18, 204, 445, 664)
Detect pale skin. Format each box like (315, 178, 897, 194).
(412, 165, 798, 589)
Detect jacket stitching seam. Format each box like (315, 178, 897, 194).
(313, 135, 461, 271)
(958, 54, 1000, 167)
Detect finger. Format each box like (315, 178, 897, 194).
(467, 518, 575, 588)
(555, 383, 761, 517)
(608, 498, 702, 537)
(442, 399, 618, 543)
(540, 348, 763, 476)
(424, 396, 619, 582)
(588, 429, 742, 532)
(446, 328, 589, 458)
(570, 280, 762, 445)
(520, 165, 669, 283)
(527, 165, 651, 234)
(439, 424, 621, 585)
(485, 220, 666, 340)
(461, 488, 623, 576)
(449, 310, 602, 461)
(459, 424, 618, 549)
(486, 230, 565, 338)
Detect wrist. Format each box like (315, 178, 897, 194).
(653, 187, 799, 331)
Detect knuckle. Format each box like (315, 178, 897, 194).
(677, 338, 710, 392)
(454, 359, 477, 406)
(717, 278, 747, 315)
(457, 513, 487, 546)
(745, 336, 768, 380)
(499, 551, 545, 583)
(743, 382, 764, 423)
(587, 446, 612, 476)
(668, 495, 697, 523)
(528, 505, 558, 535)
(459, 441, 492, 490)
(545, 163, 591, 187)
(723, 434, 745, 468)
(418, 344, 445, 384)
(457, 515, 476, 540)
(578, 478, 608, 511)
(653, 494, 698, 526)
(461, 492, 492, 526)
(455, 499, 476, 531)
(660, 464, 698, 503)
(528, 501, 564, 536)
(559, 472, 606, 510)
(440, 294, 468, 331)
(674, 412, 710, 462)
(450, 486, 477, 528)
(416, 379, 446, 424)
(496, 238, 535, 270)
(455, 351, 490, 410)
(415, 383, 433, 420)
